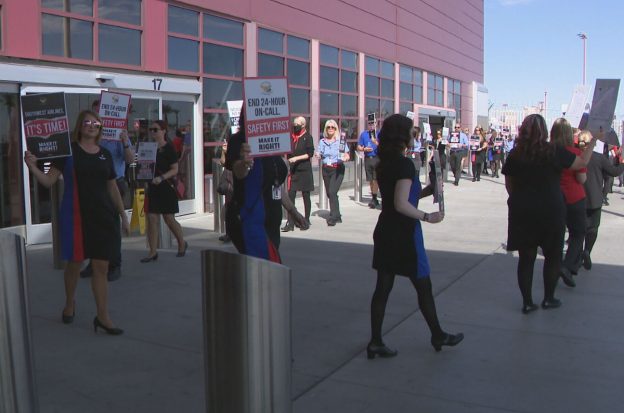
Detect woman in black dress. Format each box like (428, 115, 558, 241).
(141, 120, 187, 262)
(281, 116, 315, 232)
(430, 129, 447, 178)
(502, 114, 594, 313)
(24, 110, 129, 335)
(367, 114, 463, 358)
(472, 130, 487, 181)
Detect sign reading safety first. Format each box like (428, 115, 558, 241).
(243, 77, 292, 157)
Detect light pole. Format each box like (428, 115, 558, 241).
(577, 33, 587, 85)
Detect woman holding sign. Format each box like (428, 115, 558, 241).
(368, 114, 463, 358)
(24, 110, 129, 335)
(317, 119, 350, 226)
(141, 120, 188, 263)
(502, 114, 595, 313)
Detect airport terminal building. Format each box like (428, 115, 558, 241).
(0, 0, 484, 243)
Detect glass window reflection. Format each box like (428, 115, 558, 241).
(320, 92, 338, 116)
(258, 53, 284, 77)
(287, 35, 309, 59)
(203, 43, 243, 77)
(320, 44, 339, 66)
(203, 78, 242, 110)
(287, 59, 309, 86)
(168, 5, 198, 37)
(98, 0, 141, 25)
(258, 28, 283, 53)
(289, 88, 310, 114)
(99, 24, 141, 65)
(320, 67, 339, 91)
(204, 14, 243, 45)
(168, 37, 198, 72)
(42, 14, 93, 59)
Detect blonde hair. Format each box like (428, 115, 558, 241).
(323, 119, 340, 138)
(578, 130, 593, 145)
(550, 118, 573, 146)
(72, 110, 103, 144)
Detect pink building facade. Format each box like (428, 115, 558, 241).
(0, 0, 483, 242)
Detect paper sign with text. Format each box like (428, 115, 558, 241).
(433, 150, 445, 213)
(98, 91, 131, 141)
(227, 100, 243, 134)
(21, 92, 72, 159)
(135, 142, 158, 180)
(243, 77, 292, 157)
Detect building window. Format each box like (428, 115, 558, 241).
(258, 28, 310, 116)
(40, 0, 143, 66)
(365, 56, 394, 121)
(167, 5, 200, 72)
(448, 78, 461, 115)
(399, 64, 423, 114)
(427, 73, 444, 107)
(320, 45, 359, 143)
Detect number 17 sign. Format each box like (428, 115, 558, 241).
(243, 77, 292, 157)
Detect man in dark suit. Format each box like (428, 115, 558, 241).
(582, 147, 624, 269)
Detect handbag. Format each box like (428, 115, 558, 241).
(217, 169, 233, 196)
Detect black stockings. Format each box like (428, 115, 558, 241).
(370, 271, 443, 344)
(517, 246, 560, 305)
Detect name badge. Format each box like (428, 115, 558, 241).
(272, 185, 282, 200)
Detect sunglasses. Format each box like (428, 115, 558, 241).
(149, 127, 161, 132)
(83, 120, 101, 128)
(326, 126, 336, 129)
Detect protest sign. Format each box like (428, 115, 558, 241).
(98, 91, 131, 141)
(432, 150, 444, 213)
(449, 131, 460, 149)
(469, 135, 480, 151)
(566, 84, 591, 128)
(585, 79, 620, 138)
(243, 77, 291, 157)
(21, 92, 71, 159)
(135, 142, 158, 181)
(423, 122, 432, 142)
(406, 111, 415, 120)
(226, 100, 243, 134)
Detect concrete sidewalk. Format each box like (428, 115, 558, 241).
(25, 174, 624, 412)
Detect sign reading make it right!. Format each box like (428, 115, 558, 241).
(21, 92, 72, 159)
(243, 77, 292, 157)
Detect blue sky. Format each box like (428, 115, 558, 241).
(484, 0, 624, 118)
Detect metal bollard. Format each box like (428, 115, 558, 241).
(0, 231, 39, 413)
(354, 151, 364, 203)
(202, 249, 292, 413)
(318, 159, 328, 210)
(212, 160, 225, 234)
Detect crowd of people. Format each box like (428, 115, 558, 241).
(26, 107, 622, 353)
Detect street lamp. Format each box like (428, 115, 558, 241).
(577, 33, 587, 85)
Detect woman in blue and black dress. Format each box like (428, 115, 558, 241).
(367, 114, 463, 359)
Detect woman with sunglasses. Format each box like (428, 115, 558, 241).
(141, 120, 188, 263)
(471, 127, 488, 182)
(24, 110, 129, 335)
(317, 119, 350, 226)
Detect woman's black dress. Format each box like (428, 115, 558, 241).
(53, 142, 119, 261)
(287, 131, 315, 192)
(146, 142, 179, 214)
(502, 146, 575, 251)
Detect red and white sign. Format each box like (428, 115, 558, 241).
(98, 91, 131, 141)
(243, 77, 292, 157)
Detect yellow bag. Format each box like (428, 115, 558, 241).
(130, 189, 146, 234)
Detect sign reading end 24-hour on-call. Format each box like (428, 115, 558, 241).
(243, 77, 292, 157)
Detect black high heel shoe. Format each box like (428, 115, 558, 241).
(176, 241, 188, 257)
(366, 342, 398, 359)
(62, 302, 75, 324)
(522, 303, 539, 314)
(140, 253, 158, 263)
(431, 332, 464, 352)
(93, 317, 124, 335)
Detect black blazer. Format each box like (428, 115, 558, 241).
(584, 152, 624, 209)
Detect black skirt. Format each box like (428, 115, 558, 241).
(146, 181, 179, 214)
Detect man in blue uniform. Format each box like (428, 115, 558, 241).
(358, 119, 380, 208)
